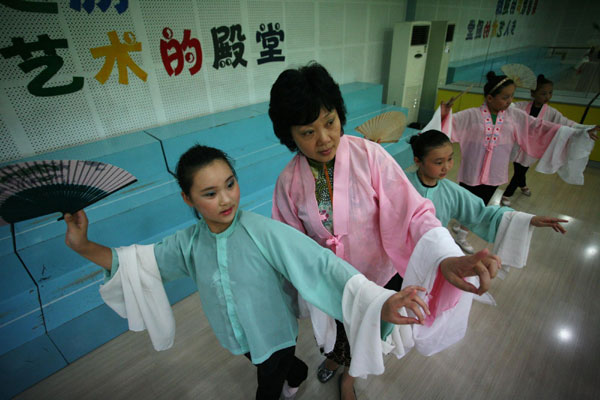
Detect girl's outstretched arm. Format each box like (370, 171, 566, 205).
(64, 210, 112, 270)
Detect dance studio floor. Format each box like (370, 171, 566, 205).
(15, 144, 600, 400)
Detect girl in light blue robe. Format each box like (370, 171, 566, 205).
(407, 130, 567, 271)
(63, 144, 429, 400)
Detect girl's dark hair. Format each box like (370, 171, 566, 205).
(268, 62, 347, 152)
(175, 144, 236, 197)
(534, 74, 553, 91)
(409, 130, 451, 160)
(484, 71, 514, 96)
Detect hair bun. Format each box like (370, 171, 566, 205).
(486, 71, 497, 81)
(537, 74, 545, 80)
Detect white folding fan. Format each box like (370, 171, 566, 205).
(355, 111, 407, 143)
(501, 63, 537, 90)
(0, 160, 137, 224)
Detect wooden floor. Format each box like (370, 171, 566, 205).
(16, 144, 600, 400)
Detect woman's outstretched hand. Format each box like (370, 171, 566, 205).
(381, 285, 430, 325)
(530, 216, 568, 234)
(440, 249, 501, 295)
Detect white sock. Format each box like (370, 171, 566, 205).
(282, 381, 299, 397)
(456, 228, 468, 241)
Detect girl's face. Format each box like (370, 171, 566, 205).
(291, 107, 341, 163)
(486, 84, 516, 113)
(531, 83, 553, 106)
(181, 159, 240, 233)
(415, 143, 454, 184)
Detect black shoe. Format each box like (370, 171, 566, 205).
(316, 359, 338, 383)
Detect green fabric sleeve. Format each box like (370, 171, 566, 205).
(451, 181, 512, 242)
(242, 213, 358, 322)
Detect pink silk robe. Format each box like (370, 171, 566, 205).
(272, 135, 463, 322)
(511, 102, 579, 166)
(442, 104, 563, 186)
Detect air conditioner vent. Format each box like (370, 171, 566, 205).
(446, 24, 455, 43)
(411, 25, 429, 46)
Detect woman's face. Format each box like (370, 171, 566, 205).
(415, 143, 454, 184)
(291, 107, 341, 163)
(181, 159, 240, 233)
(486, 84, 516, 113)
(532, 83, 553, 106)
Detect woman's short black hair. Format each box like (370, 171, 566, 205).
(484, 71, 515, 97)
(409, 130, 451, 161)
(534, 74, 553, 91)
(268, 62, 347, 152)
(175, 144, 236, 197)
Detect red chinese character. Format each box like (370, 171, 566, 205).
(160, 27, 203, 77)
(483, 21, 491, 38)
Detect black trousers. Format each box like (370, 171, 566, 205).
(459, 182, 498, 205)
(503, 162, 529, 197)
(246, 346, 308, 400)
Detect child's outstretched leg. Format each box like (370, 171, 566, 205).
(281, 355, 308, 400)
(502, 162, 530, 205)
(251, 346, 307, 400)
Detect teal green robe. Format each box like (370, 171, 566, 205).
(107, 209, 359, 364)
(406, 170, 513, 243)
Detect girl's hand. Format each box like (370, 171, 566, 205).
(530, 216, 567, 234)
(440, 97, 457, 119)
(440, 249, 501, 295)
(587, 125, 599, 140)
(64, 210, 90, 252)
(381, 286, 430, 325)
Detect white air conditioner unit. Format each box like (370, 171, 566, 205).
(419, 21, 455, 124)
(386, 21, 431, 124)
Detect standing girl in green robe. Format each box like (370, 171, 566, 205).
(63, 144, 429, 400)
(407, 130, 567, 269)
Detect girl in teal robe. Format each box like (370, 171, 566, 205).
(407, 130, 567, 264)
(63, 144, 429, 400)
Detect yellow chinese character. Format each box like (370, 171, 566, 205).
(90, 31, 147, 84)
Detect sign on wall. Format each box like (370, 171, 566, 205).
(464, 0, 540, 41)
(0, 0, 286, 96)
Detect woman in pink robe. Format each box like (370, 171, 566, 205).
(268, 62, 500, 400)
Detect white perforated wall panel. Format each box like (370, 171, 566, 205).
(6, 82, 97, 152)
(345, 4, 368, 45)
(0, 117, 19, 162)
(368, 4, 391, 42)
(1, 0, 407, 163)
(343, 45, 366, 82)
(319, 3, 344, 47)
(285, 2, 315, 50)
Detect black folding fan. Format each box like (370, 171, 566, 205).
(0, 160, 137, 224)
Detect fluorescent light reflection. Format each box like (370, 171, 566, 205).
(585, 246, 598, 257)
(557, 327, 573, 342)
(556, 214, 574, 223)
